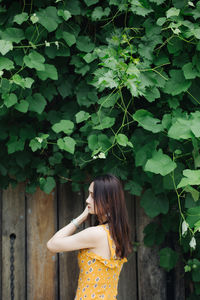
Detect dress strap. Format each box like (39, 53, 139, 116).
(101, 224, 116, 259)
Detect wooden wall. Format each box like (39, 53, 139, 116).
(0, 183, 185, 300)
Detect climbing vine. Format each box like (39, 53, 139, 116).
(0, 0, 200, 297)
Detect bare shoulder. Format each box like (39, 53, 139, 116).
(85, 225, 106, 237)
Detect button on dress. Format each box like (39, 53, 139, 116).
(74, 224, 127, 300)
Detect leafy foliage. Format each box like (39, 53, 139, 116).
(1, 0, 200, 296)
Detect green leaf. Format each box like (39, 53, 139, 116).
(27, 93, 47, 114)
(13, 12, 29, 24)
(39, 176, 56, 194)
(144, 222, 165, 247)
(75, 111, 90, 123)
(144, 86, 160, 102)
(116, 134, 133, 147)
(3, 93, 17, 108)
(145, 149, 177, 176)
(91, 7, 110, 21)
(98, 93, 119, 108)
(185, 186, 200, 202)
(84, 0, 99, 6)
(186, 207, 200, 227)
(37, 64, 58, 80)
(37, 6, 60, 32)
(76, 36, 95, 52)
(177, 170, 200, 188)
(15, 100, 29, 113)
(0, 40, 13, 55)
(62, 31, 76, 47)
(52, 120, 74, 134)
(7, 136, 25, 153)
(156, 17, 166, 26)
(12, 74, 34, 89)
(166, 7, 180, 18)
(24, 51, 45, 71)
(132, 109, 163, 133)
(0, 57, 14, 71)
(141, 189, 169, 218)
(1, 28, 25, 43)
(57, 137, 76, 154)
(159, 247, 179, 271)
(168, 118, 193, 140)
(165, 70, 191, 96)
(93, 116, 115, 130)
(130, 0, 153, 16)
(124, 180, 142, 196)
(29, 139, 43, 152)
(182, 63, 198, 80)
(57, 9, 71, 21)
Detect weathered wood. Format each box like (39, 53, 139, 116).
(58, 182, 84, 300)
(118, 192, 137, 300)
(173, 234, 185, 300)
(26, 187, 58, 300)
(2, 183, 26, 300)
(136, 196, 167, 300)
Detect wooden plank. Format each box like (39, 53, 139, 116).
(118, 192, 137, 300)
(136, 196, 167, 300)
(58, 182, 84, 300)
(173, 236, 185, 300)
(26, 187, 58, 300)
(2, 183, 26, 300)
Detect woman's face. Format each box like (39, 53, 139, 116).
(86, 182, 96, 214)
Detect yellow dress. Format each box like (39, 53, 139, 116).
(74, 224, 128, 300)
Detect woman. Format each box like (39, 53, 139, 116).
(47, 174, 132, 299)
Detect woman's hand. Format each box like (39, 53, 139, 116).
(80, 204, 90, 222)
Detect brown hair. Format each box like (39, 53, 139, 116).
(90, 174, 133, 259)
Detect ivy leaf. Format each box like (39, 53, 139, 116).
(93, 116, 115, 130)
(12, 74, 34, 89)
(0, 40, 13, 55)
(62, 31, 76, 47)
(116, 134, 133, 147)
(57, 137, 76, 154)
(91, 7, 111, 21)
(76, 36, 95, 52)
(27, 93, 47, 114)
(37, 64, 58, 80)
(182, 63, 198, 79)
(24, 51, 45, 71)
(75, 111, 90, 123)
(124, 180, 142, 196)
(15, 100, 29, 113)
(1, 28, 25, 43)
(52, 120, 74, 134)
(166, 7, 180, 18)
(186, 207, 200, 227)
(185, 186, 200, 202)
(159, 247, 179, 272)
(168, 118, 193, 140)
(165, 70, 191, 96)
(130, 0, 153, 16)
(84, 0, 99, 6)
(145, 149, 177, 176)
(177, 169, 200, 188)
(0, 57, 14, 71)
(37, 6, 60, 32)
(39, 176, 56, 194)
(7, 136, 25, 154)
(57, 9, 71, 21)
(29, 139, 43, 152)
(144, 86, 160, 102)
(98, 93, 119, 108)
(3, 93, 17, 108)
(141, 189, 169, 218)
(13, 12, 29, 25)
(132, 109, 163, 133)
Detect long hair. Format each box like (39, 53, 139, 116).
(90, 174, 133, 259)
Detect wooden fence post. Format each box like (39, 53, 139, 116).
(136, 196, 167, 300)
(26, 187, 58, 300)
(58, 182, 84, 300)
(118, 192, 137, 299)
(2, 183, 26, 300)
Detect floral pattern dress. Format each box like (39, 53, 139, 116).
(74, 224, 128, 300)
